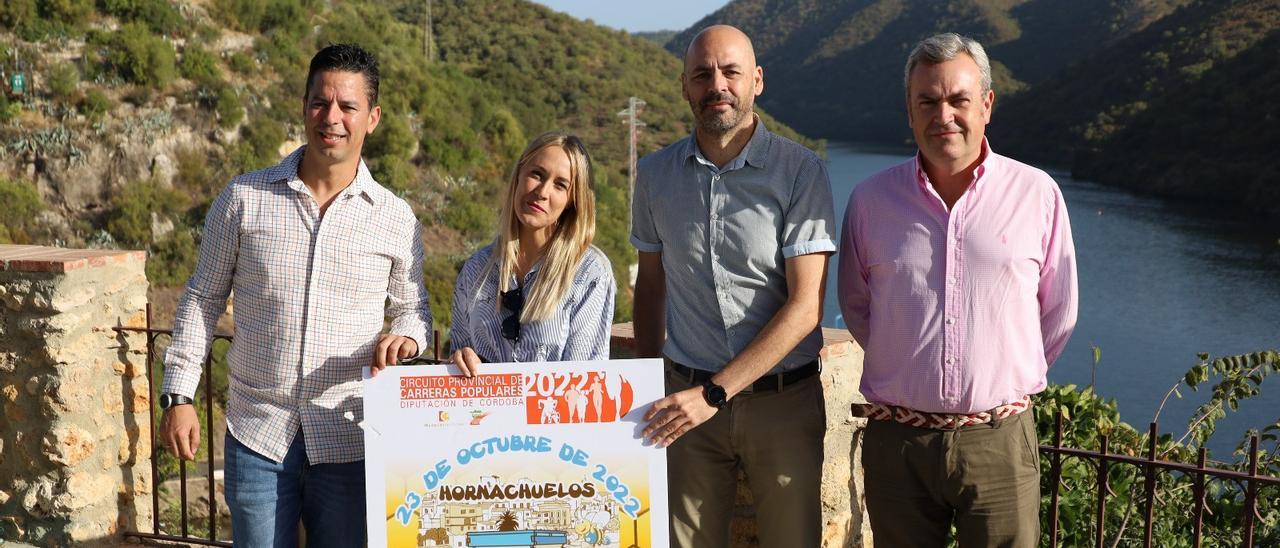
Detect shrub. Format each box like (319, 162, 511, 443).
(422, 254, 463, 341)
(0, 92, 18, 123)
(211, 0, 265, 33)
(41, 0, 93, 27)
(420, 112, 482, 173)
(174, 146, 220, 198)
(106, 178, 189, 247)
(369, 155, 414, 193)
(0, 0, 38, 33)
(441, 187, 495, 241)
(229, 118, 286, 172)
(47, 62, 80, 102)
(105, 22, 177, 87)
(179, 46, 221, 85)
(215, 87, 243, 129)
(146, 228, 198, 287)
(79, 89, 112, 120)
(227, 51, 256, 74)
(0, 178, 43, 244)
(103, 0, 185, 35)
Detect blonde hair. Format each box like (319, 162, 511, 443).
(483, 132, 597, 322)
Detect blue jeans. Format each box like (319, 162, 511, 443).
(224, 432, 366, 547)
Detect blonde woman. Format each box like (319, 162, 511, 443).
(448, 132, 615, 375)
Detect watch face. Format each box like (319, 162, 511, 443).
(159, 394, 172, 409)
(704, 383, 727, 408)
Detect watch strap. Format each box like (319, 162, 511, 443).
(160, 393, 194, 409)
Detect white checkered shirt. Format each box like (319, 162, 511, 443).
(163, 146, 432, 464)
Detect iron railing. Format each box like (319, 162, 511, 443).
(1041, 413, 1279, 547)
(115, 309, 1279, 546)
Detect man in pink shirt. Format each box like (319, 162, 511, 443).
(839, 33, 1077, 546)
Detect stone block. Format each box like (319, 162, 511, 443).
(49, 284, 97, 313)
(122, 310, 147, 329)
(67, 516, 115, 544)
(22, 476, 56, 517)
(0, 352, 16, 373)
(111, 358, 145, 378)
(44, 422, 97, 467)
(2, 279, 32, 310)
(2, 382, 18, 401)
(65, 471, 118, 511)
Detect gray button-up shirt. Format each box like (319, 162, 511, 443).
(631, 119, 836, 374)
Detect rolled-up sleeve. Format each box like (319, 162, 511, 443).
(629, 158, 662, 253)
(782, 155, 837, 258)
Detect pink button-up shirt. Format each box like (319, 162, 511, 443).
(838, 143, 1077, 414)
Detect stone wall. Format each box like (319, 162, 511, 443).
(610, 325, 873, 547)
(0, 245, 152, 546)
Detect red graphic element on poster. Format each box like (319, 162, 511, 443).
(524, 371, 634, 425)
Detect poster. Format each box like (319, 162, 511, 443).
(363, 359, 669, 548)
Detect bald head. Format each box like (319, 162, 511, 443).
(681, 25, 763, 136)
(684, 25, 757, 71)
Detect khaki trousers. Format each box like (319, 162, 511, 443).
(863, 409, 1041, 547)
(665, 367, 825, 548)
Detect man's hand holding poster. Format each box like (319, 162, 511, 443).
(364, 360, 669, 547)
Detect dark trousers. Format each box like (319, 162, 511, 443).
(863, 409, 1041, 547)
(665, 369, 825, 548)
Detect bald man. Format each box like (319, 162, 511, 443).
(632, 25, 836, 547)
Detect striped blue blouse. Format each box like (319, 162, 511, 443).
(449, 244, 615, 362)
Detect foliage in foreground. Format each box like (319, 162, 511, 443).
(1033, 350, 1280, 547)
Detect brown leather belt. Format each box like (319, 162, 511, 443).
(667, 359, 819, 394)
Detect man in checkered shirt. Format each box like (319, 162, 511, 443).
(160, 44, 432, 546)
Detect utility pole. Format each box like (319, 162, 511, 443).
(616, 96, 646, 205)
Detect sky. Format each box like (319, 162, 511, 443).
(529, 0, 729, 33)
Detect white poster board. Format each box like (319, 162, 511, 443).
(363, 360, 669, 547)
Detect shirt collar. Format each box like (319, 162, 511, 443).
(684, 114, 771, 172)
(271, 145, 381, 206)
(913, 138, 995, 193)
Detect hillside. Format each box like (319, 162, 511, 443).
(1071, 25, 1280, 209)
(991, 0, 1279, 209)
(0, 0, 816, 332)
(666, 0, 1190, 142)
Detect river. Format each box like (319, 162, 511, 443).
(821, 142, 1280, 456)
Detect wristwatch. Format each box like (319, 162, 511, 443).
(159, 393, 194, 410)
(701, 380, 728, 409)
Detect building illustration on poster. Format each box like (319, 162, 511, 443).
(363, 360, 669, 548)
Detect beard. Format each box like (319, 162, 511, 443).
(691, 92, 751, 134)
